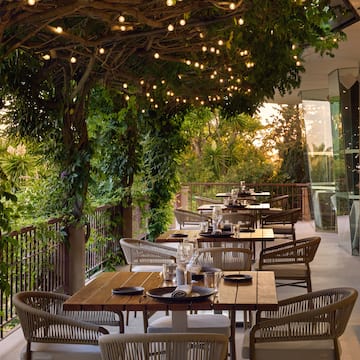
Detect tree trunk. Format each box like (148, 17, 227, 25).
(64, 225, 86, 294)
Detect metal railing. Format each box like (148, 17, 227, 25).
(0, 205, 120, 340)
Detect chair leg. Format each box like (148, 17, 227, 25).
(229, 310, 236, 360)
(306, 274, 312, 292)
(26, 342, 32, 360)
(116, 311, 125, 333)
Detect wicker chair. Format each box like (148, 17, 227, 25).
(261, 194, 289, 215)
(174, 209, 210, 229)
(222, 212, 256, 229)
(99, 333, 229, 360)
(261, 207, 301, 241)
(194, 246, 252, 271)
(148, 247, 252, 360)
(120, 238, 177, 328)
(120, 238, 177, 271)
(13, 291, 123, 360)
(256, 236, 321, 292)
(242, 287, 358, 360)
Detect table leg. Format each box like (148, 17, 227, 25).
(171, 310, 188, 332)
(229, 309, 237, 360)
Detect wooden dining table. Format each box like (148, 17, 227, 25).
(155, 228, 275, 255)
(63, 270, 278, 360)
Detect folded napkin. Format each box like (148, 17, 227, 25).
(171, 284, 192, 298)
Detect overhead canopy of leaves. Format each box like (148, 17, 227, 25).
(0, 0, 346, 115)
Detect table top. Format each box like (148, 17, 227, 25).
(216, 191, 271, 197)
(197, 203, 270, 212)
(63, 271, 278, 312)
(156, 228, 274, 243)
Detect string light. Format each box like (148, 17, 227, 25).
(166, 0, 175, 6)
(70, 56, 77, 63)
(118, 15, 125, 23)
(99, 48, 105, 54)
(229, 3, 236, 10)
(55, 26, 63, 34)
(179, 19, 186, 26)
(238, 18, 244, 25)
(168, 24, 174, 31)
(27, 0, 36, 5)
(42, 54, 50, 60)
(154, 53, 160, 59)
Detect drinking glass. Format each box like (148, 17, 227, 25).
(212, 205, 223, 231)
(231, 188, 239, 203)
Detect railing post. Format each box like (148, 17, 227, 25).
(302, 186, 311, 221)
(180, 185, 190, 210)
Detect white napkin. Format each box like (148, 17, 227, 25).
(171, 284, 192, 298)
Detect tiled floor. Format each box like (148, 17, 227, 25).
(1, 220, 360, 359)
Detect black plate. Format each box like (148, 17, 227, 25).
(171, 233, 188, 238)
(239, 228, 255, 233)
(225, 204, 247, 209)
(112, 286, 144, 295)
(223, 274, 252, 283)
(147, 286, 215, 303)
(199, 231, 234, 238)
(191, 267, 221, 281)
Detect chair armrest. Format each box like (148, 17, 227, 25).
(140, 244, 177, 259)
(258, 237, 320, 267)
(18, 304, 109, 344)
(255, 287, 348, 323)
(250, 307, 334, 345)
(258, 243, 306, 267)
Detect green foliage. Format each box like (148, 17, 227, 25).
(0, 167, 17, 233)
(0, 50, 63, 141)
(179, 107, 273, 183)
(263, 105, 309, 183)
(142, 105, 190, 239)
(0, 166, 17, 293)
(88, 88, 142, 206)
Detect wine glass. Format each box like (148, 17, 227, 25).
(176, 242, 194, 284)
(231, 188, 239, 204)
(176, 242, 194, 265)
(212, 205, 223, 231)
